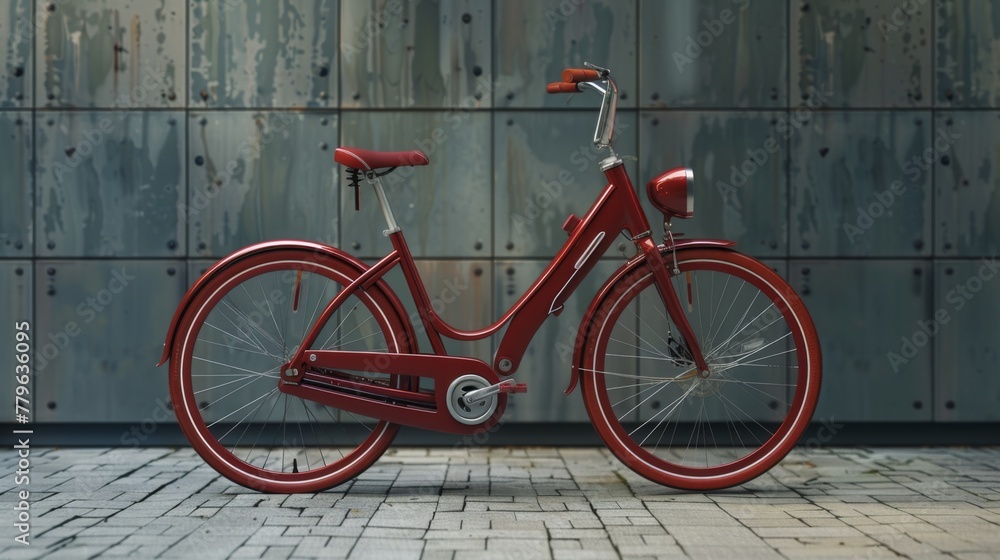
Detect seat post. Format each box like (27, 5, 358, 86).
(370, 176, 401, 236)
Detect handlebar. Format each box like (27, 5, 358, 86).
(546, 68, 604, 95)
(546, 82, 582, 94)
(545, 63, 619, 154)
(562, 68, 601, 83)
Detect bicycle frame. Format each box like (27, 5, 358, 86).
(284, 160, 710, 382)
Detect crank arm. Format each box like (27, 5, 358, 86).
(464, 379, 527, 404)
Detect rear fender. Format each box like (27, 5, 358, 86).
(157, 240, 416, 366)
(564, 239, 736, 395)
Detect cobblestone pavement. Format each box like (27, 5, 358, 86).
(1, 447, 999, 559)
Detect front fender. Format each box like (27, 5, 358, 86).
(564, 238, 736, 395)
(157, 240, 394, 367)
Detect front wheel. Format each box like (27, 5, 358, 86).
(580, 248, 821, 490)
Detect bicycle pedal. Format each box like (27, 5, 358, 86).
(501, 381, 528, 394)
(463, 379, 527, 404)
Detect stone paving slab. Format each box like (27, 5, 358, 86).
(0, 447, 998, 558)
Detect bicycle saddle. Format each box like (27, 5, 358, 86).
(334, 147, 429, 171)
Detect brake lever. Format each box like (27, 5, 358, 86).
(583, 61, 611, 77)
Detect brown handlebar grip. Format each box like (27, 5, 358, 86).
(546, 82, 582, 94)
(561, 68, 601, 83)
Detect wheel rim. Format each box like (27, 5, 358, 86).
(173, 256, 404, 490)
(585, 254, 817, 484)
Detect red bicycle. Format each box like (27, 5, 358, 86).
(159, 64, 821, 492)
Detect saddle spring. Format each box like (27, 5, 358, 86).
(344, 167, 398, 211)
(345, 168, 362, 211)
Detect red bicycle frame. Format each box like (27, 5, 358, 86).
(282, 160, 710, 384)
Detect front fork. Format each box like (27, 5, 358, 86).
(636, 235, 711, 375)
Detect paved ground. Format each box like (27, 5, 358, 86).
(1, 447, 999, 559)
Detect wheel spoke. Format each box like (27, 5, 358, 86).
(218, 388, 279, 444)
(303, 273, 328, 347)
(205, 375, 271, 427)
(709, 279, 744, 346)
(194, 369, 280, 394)
(201, 320, 266, 356)
(229, 388, 278, 454)
(582, 367, 695, 384)
(326, 312, 376, 350)
(706, 296, 768, 358)
(713, 346, 797, 372)
(713, 312, 788, 359)
(257, 278, 284, 358)
(197, 337, 275, 357)
(219, 297, 284, 363)
(320, 301, 361, 349)
(632, 381, 699, 441)
(192, 356, 281, 378)
(623, 304, 676, 360)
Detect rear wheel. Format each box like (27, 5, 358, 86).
(169, 248, 412, 493)
(580, 248, 821, 490)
